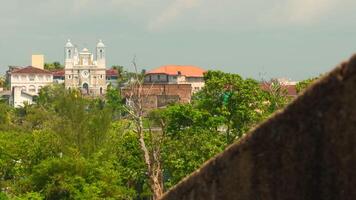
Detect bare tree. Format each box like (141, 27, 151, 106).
(123, 56, 164, 199)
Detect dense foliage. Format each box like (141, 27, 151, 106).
(296, 76, 319, 94)
(44, 62, 64, 71)
(0, 71, 289, 199)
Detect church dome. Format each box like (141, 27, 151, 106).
(65, 39, 74, 48)
(82, 48, 89, 52)
(97, 39, 105, 48)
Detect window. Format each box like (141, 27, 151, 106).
(68, 75, 72, 79)
(100, 75, 103, 79)
(29, 85, 36, 93)
(173, 76, 177, 80)
(99, 49, 103, 59)
(158, 75, 160, 80)
(38, 75, 43, 81)
(29, 75, 35, 81)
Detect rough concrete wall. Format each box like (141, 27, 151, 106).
(122, 84, 192, 109)
(160, 54, 356, 200)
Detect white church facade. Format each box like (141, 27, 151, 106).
(64, 39, 107, 96)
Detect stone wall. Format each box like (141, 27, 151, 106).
(160, 54, 356, 200)
(122, 84, 192, 110)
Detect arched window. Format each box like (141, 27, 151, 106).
(100, 87, 103, 95)
(68, 49, 72, 58)
(99, 49, 103, 59)
(82, 83, 89, 94)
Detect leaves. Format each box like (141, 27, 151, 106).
(0, 70, 290, 199)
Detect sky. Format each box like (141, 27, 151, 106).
(0, 0, 355, 80)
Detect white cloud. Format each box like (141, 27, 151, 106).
(287, 0, 338, 24)
(148, 0, 201, 31)
(263, 0, 340, 25)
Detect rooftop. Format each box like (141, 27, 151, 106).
(11, 66, 52, 74)
(146, 65, 206, 77)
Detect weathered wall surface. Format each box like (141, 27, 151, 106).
(122, 84, 192, 110)
(161, 55, 356, 200)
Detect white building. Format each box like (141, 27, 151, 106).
(9, 66, 53, 107)
(64, 39, 107, 96)
(144, 65, 206, 93)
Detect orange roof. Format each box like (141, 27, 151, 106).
(146, 65, 206, 77)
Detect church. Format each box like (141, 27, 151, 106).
(64, 39, 107, 96)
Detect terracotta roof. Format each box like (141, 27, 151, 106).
(52, 69, 65, 76)
(146, 65, 206, 77)
(106, 69, 118, 76)
(12, 66, 52, 74)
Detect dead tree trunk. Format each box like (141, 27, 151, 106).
(124, 57, 164, 199)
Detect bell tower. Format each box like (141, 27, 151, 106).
(65, 39, 75, 69)
(96, 39, 106, 68)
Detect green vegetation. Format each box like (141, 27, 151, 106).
(44, 62, 64, 70)
(0, 71, 289, 199)
(0, 76, 5, 88)
(111, 65, 145, 88)
(296, 76, 319, 94)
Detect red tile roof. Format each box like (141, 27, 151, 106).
(106, 69, 118, 76)
(52, 69, 65, 76)
(146, 65, 206, 77)
(12, 66, 52, 74)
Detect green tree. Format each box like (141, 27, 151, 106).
(105, 86, 124, 118)
(0, 102, 14, 131)
(296, 77, 319, 94)
(0, 76, 5, 88)
(44, 62, 63, 70)
(193, 71, 270, 143)
(147, 104, 226, 188)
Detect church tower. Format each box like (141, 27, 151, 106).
(96, 40, 106, 68)
(64, 39, 75, 69)
(64, 39, 107, 96)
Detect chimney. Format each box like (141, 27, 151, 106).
(32, 55, 44, 69)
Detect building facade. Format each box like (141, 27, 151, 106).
(64, 39, 107, 96)
(122, 84, 192, 111)
(144, 65, 206, 93)
(9, 66, 53, 107)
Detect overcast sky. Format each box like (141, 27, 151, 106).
(0, 0, 355, 80)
